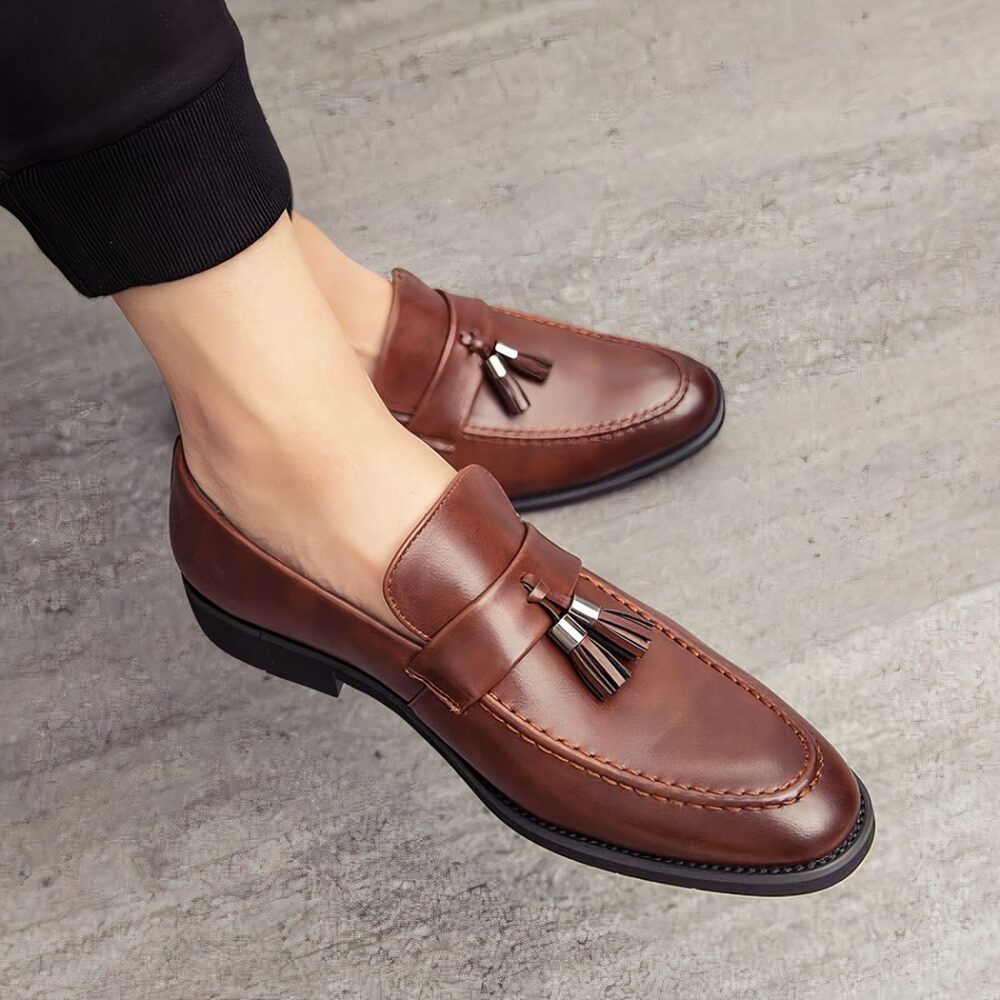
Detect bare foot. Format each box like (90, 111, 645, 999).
(116, 216, 453, 630)
(291, 212, 394, 377)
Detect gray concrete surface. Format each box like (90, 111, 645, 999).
(2, 1, 998, 997)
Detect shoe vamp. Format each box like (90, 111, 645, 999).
(488, 576, 813, 801)
(465, 316, 682, 435)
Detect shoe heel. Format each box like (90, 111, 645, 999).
(184, 579, 344, 698)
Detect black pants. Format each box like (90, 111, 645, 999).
(0, 2, 290, 296)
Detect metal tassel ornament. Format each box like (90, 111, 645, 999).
(462, 333, 553, 416)
(482, 351, 531, 415)
(493, 340, 553, 382)
(522, 575, 654, 701)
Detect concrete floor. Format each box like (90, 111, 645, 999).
(2, 1, 998, 997)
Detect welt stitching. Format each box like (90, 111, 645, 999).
(479, 701, 825, 812)
(405, 667, 461, 713)
(463, 397, 688, 445)
(464, 353, 687, 440)
(384, 471, 472, 641)
(484, 694, 806, 797)
(464, 304, 688, 439)
(480, 570, 818, 804)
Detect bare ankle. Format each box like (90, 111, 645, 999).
(179, 410, 453, 630)
(116, 216, 451, 628)
(291, 213, 393, 375)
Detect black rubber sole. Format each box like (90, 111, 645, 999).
(184, 579, 875, 895)
(511, 368, 727, 512)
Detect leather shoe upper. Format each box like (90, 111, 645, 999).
(171, 448, 862, 870)
(373, 269, 721, 501)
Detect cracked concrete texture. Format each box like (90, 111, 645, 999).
(2, 1, 998, 997)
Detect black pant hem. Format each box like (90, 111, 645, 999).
(0, 51, 291, 297)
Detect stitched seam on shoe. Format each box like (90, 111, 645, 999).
(484, 694, 807, 796)
(479, 700, 825, 811)
(384, 471, 473, 642)
(479, 570, 819, 805)
(463, 351, 687, 440)
(405, 667, 461, 713)
(462, 400, 689, 445)
(469, 302, 688, 438)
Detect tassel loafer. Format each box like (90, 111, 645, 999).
(372, 270, 725, 510)
(171, 444, 874, 895)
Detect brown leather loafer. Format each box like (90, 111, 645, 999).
(171, 445, 873, 895)
(373, 270, 725, 511)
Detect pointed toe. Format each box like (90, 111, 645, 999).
(372, 270, 724, 507)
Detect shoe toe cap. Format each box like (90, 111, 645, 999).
(649, 349, 723, 447)
(765, 734, 864, 867)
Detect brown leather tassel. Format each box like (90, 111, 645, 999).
(482, 353, 530, 414)
(568, 597, 653, 661)
(523, 576, 651, 701)
(461, 333, 553, 414)
(568, 633, 632, 701)
(494, 341, 553, 383)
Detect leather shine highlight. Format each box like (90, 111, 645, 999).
(171, 445, 862, 869)
(373, 270, 722, 499)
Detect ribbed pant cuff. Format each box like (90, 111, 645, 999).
(0, 52, 291, 297)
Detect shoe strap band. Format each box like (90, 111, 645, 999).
(406, 524, 580, 713)
(404, 290, 492, 444)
